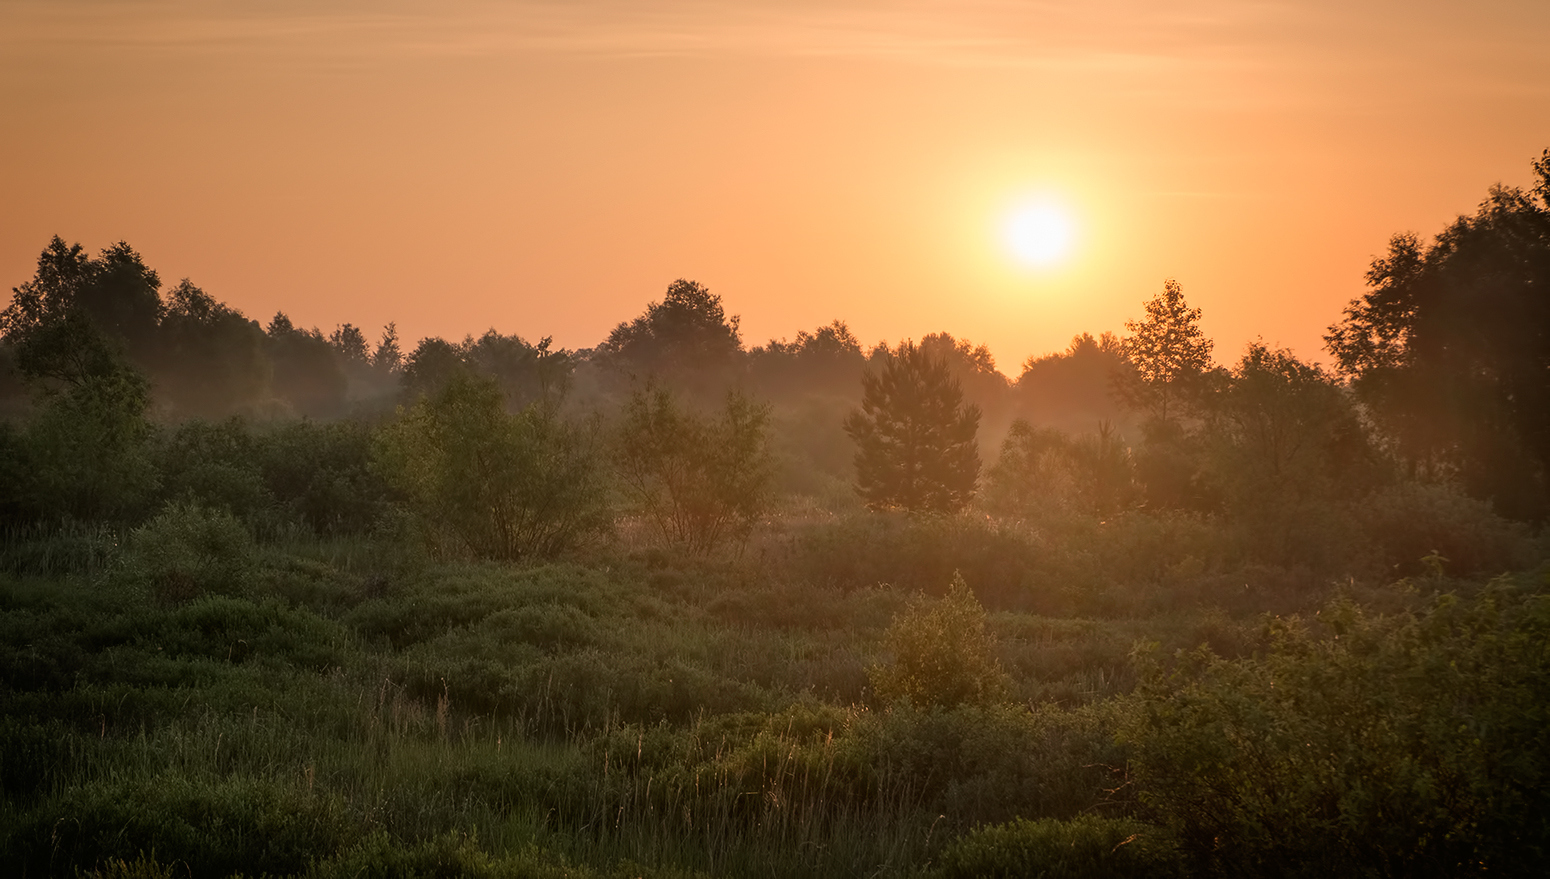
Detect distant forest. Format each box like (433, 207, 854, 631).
(5, 150, 1550, 542)
(2, 152, 1549, 879)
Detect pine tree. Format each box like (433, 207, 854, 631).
(844, 341, 981, 513)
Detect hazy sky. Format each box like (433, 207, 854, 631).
(3, 0, 1548, 372)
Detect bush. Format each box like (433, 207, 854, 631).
(1126, 582, 1550, 877)
(868, 574, 1011, 709)
(121, 502, 256, 600)
(1358, 479, 1534, 577)
(14, 369, 159, 523)
(935, 815, 1182, 879)
(376, 372, 610, 560)
(152, 417, 271, 523)
(257, 418, 390, 536)
(984, 420, 1139, 518)
(614, 387, 774, 555)
(857, 701, 1132, 828)
(786, 512, 1046, 607)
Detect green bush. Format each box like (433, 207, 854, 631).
(787, 513, 1047, 609)
(868, 574, 1011, 709)
(120, 502, 256, 600)
(614, 387, 774, 555)
(157, 595, 350, 670)
(984, 420, 1139, 518)
(152, 417, 272, 524)
(257, 418, 390, 536)
(376, 372, 610, 560)
(1126, 582, 1550, 877)
(857, 701, 1131, 828)
(935, 815, 1182, 879)
(14, 369, 159, 523)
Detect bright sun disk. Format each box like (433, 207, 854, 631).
(1004, 203, 1075, 268)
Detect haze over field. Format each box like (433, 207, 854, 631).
(9, 7, 1550, 877)
(5, 0, 1550, 369)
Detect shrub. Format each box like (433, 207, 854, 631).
(152, 417, 271, 523)
(15, 369, 159, 523)
(786, 512, 1047, 608)
(257, 417, 390, 536)
(5, 775, 355, 878)
(121, 502, 256, 600)
(1358, 479, 1533, 577)
(984, 420, 1139, 518)
(614, 387, 774, 555)
(857, 701, 1132, 828)
(376, 372, 610, 560)
(1126, 582, 1550, 877)
(868, 574, 1011, 709)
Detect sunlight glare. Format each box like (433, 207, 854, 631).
(1004, 201, 1075, 268)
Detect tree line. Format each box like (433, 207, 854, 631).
(3, 149, 1549, 566)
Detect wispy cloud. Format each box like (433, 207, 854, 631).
(5, 0, 1290, 72)
(8, 0, 1544, 108)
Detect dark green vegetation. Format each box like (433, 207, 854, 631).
(3, 152, 1550, 877)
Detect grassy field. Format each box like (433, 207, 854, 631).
(3, 506, 1548, 878)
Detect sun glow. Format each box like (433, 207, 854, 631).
(1003, 201, 1076, 268)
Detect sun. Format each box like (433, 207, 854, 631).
(1003, 201, 1075, 268)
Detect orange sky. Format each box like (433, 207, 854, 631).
(3, 0, 1549, 374)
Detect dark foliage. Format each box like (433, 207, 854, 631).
(1327, 151, 1550, 517)
(596, 279, 743, 396)
(845, 341, 981, 513)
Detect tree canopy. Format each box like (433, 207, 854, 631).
(596, 279, 742, 394)
(844, 341, 981, 513)
(1118, 279, 1214, 426)
(1326, 151, 1550, 516)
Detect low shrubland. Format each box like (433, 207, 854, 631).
(2, 498, 1547, 877)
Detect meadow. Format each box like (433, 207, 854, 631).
(4, 495, 1547, 878)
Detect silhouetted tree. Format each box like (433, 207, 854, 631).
(1013, 332, 1134, 432)
(329, 324, 370, 364)
(265, 313, 348, 418)
(1326, 150, 1550, 517)
(1205, 343, 1371, 498)
(748, 319, 866, 399)
(1118, 279, 1213, 426)
(911, 332, 1011, 426)
(844, 341, 981, 513)
(373, 323, 403, 373)
(156, 280, 269, 416)
(1, 237, 164, 380)
(1201, 342, 1376, 565)
(464, 330, 573, 409)
(596, 279, 742, 394)
(400, 331, 574, 410)
(400, 337, 468, 401)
